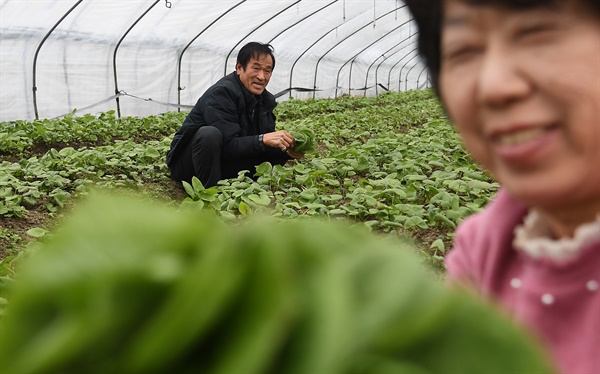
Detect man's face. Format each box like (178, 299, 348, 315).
(236, 53, 273, 95)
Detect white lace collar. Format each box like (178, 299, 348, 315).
(513, 210, 600, 262)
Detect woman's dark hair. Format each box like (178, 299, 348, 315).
(237, 42, 276, 71)
(403, 0, 600, 94)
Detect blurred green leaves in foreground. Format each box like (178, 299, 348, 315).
(0, 192, 554, 374)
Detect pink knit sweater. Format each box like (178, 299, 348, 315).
(446, 189, 600, 374)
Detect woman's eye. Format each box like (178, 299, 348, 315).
(516, 23, 556, 40)
(443, 46, 481, 63)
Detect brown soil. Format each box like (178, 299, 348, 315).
(1, 208, 51, 259)
(0, 178, 188, 260)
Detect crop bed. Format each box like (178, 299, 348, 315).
(0, 89, 499, 272)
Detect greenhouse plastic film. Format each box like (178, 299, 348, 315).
(0, 0, 428, 122)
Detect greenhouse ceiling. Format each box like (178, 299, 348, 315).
(0, 0, 428, 122)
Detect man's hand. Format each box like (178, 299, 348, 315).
(262, 130, 295, 152)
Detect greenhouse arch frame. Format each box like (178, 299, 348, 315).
(0, 0, 429, 122)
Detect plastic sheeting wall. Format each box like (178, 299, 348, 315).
(0, 0, 429, 122)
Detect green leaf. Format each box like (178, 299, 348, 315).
(290, 127, 316, 153)
(255, 162, 273, 176)
(434, 213, 457, 229)
(144, 147, 161, 159)
(248, 193, 271, 206)
(182, 181, 196, 199)
(238, 201, 252, 216)
(430, 238, 445, 253)
(191, 177, 204, 192)
(467, 180, 496, 191)
(404, 216, 428, 230)
(299, 190, 317, 202)
(26, 227, 48, 238)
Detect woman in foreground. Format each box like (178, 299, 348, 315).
(404, 0, 600, 373)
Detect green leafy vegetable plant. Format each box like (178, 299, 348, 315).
(1, 89, 500, 269)
(290, 127, 316, 153)
(0, 192, 554, 374)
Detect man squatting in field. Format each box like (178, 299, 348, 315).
(166, 42, 304, 188)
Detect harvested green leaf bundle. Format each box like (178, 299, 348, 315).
(290, 127, 316, 153)
(0, 192, 555, 374)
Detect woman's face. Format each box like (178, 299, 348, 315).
(439, 0, 600, 216)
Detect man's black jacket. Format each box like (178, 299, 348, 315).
(166, 72, 283, 166)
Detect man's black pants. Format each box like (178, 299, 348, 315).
(169, 126, 287, 188)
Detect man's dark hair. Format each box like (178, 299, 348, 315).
(403, 0, 600, 95)
(237, 42, 276, 71)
